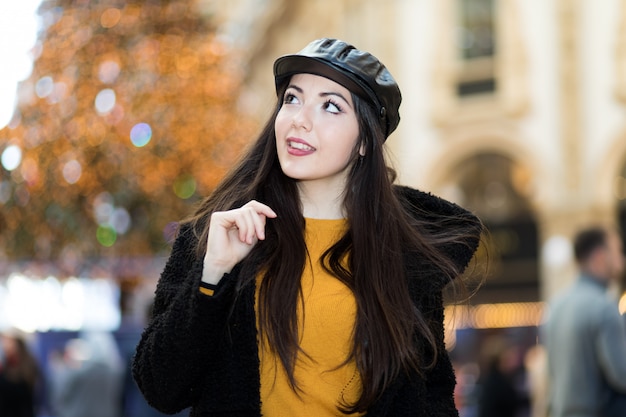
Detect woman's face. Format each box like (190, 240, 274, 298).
(275, 73, 360, 192)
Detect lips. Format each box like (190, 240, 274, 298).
(287, 138, 316, 155)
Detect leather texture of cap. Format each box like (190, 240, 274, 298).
(273, 38, 402, 138)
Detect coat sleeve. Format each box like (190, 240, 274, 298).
(131, 224, 240, 414)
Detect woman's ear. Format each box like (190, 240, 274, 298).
(359, 142, 366, 157)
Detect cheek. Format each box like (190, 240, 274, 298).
(339, 129, 360, 160)
(275, 110, 290, 135)
(328, 140, 359, 170)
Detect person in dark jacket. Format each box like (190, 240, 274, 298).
(0, 332, 41, 417)
(477, 336, 527, 417)
(132, 38, 483, 416)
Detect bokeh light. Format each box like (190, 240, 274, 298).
(62, 159, 82, 184)
(1, 144, 23, 171)
(110, 207, 131, 234)
(130, 122, 152, 147)
(446, 302, 546, 330)
(100, 7, 121, 28)
(35, 75, 54, 98)
(96, 225, 117, 247)
(92, 192, 131, 234)
(93, 191, 114, 225)
(173, 174, 197, 199)
(0, 272, 121, 332)
(95, 88, 116, 114)
(98, 60, 121, 84)
(20, 158, 41, 187)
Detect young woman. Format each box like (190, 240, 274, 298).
(133, 38, 483, 416)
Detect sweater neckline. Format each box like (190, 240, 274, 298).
(304, 217, 347, 233)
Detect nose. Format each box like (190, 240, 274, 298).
(291, 105, 312, 131)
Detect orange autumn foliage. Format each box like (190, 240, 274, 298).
(0, 0, 256, 262)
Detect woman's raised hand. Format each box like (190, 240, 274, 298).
(202, 200, 277, 285)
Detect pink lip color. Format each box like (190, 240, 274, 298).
(286, 137, 315, 156)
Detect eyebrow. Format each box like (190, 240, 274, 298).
(286, 84, 353, 108)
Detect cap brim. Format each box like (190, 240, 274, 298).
(274, 55, 373, 104)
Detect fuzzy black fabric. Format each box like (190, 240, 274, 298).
(132, 186, 483, 417)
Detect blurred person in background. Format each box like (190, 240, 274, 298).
(454, 361, 481, 417)
(133, 37, 483, 416)
(543, 226, 626, 417)
(476, 335, 528, 417)
(48, 331, 124, 417)
(523, 344, 548, 417)
(0, 331, 41, 417)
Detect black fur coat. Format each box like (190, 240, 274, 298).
(132, 186, 482, 417)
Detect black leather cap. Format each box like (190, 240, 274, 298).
(273, 38, 402, 139)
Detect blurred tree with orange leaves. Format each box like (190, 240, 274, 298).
(0, 0, 256, 263)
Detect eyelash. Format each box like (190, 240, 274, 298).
(323, 99, 343, 113)
(282, 92, 344, 114)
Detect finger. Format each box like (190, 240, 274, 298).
(238, 208, 258, 245)
(210, 202, 276, 245)
(241, 201, 275, 242)
(233, 210, 252, 244)
(251, 210, 268, 241)
(246, 200, 278, 219)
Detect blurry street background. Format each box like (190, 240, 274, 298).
(1, 1, 625, 417)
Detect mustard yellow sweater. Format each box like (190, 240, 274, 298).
(256, 218, 365, 416)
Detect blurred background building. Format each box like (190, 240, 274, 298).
(1, 0, 625, 416)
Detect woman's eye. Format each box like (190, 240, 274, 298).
(323, 100, 342, 114)
(283, 93, 298, 104)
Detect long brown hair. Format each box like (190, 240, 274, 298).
(184, 85, 473, 412)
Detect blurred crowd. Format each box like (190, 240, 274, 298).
(0, 326, 186, 417)
(454, 336, 547, 417)
(2, 325, 545, 417)
(0, 302, 621, 417)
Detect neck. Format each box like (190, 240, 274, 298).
(298, 180, 346, 219)
(581, 268, 609, 285)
